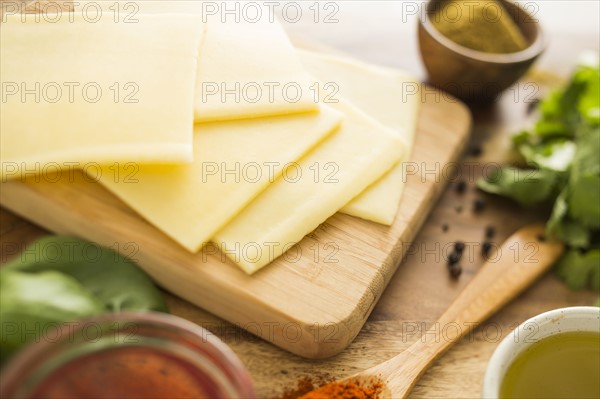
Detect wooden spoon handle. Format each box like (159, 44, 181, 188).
(378, 224, 565, 398)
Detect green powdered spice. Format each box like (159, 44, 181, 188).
(431, 0, 528, 53)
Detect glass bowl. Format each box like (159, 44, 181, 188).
(0, 312, 255, 398)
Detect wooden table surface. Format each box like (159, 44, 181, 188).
(1, 2, 599, 398)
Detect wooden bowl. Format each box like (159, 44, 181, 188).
(418, 0, 546, 102)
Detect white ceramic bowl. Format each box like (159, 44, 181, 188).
(482, 306, 600, 398)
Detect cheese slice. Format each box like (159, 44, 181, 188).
(0, 13, 204, 181)
(72, 1, 318, 122)
(214, 101, 405, 274)
(195, 18, 319, 122)
(298, 50, 421, 225)
(98, 107, 342, 252)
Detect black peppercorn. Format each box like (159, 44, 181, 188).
(482, 241, 493, 258)
(470, 146, 483, 157)
(454, 241, 465, 253)
(473, 199, 486, 213)
(536, 234, 546, 242)
(448, 251, 461, 265)
(449, 264, 463, 278)
(526, 98, 541, 115)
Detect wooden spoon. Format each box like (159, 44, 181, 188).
(303, 224, 564, 399)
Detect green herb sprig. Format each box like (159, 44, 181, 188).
(478, 55, 600, 295)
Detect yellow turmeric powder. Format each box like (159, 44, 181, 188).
(431, 0, 528, 53)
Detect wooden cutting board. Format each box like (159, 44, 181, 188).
(0, 93, 471, 359)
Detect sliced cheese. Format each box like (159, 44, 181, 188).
(72, 1, 318, 122)
(98, 107, 342, 252)
(214, 101, 405, 274)
(195, 18, 319, 122)
(0, 13, 204, 181)
(298, 50, 421, 225)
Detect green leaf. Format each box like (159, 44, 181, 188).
(511, 130, 531, 146)
(552, 220, 590, 248)
(547, 188, 591, 248)
(477, 166, 559, 207)
(555, 249, 600, 290)
(568, 125, 600, 228)
(591, 260, 600, 291)
(0, 271, 104, 360)
(568, 175, 600, 229)
(535, 62, 597, 139)
(501, 58, 600, 293)
(538, 90, 563, 121)
(518, 139, 576, 172)
(548, 188, 569, 232)
(575, 64, 600, 125)
(3, 236, 167, 313)
(534, 120, 570, 138)
(572, 125, 600, 172)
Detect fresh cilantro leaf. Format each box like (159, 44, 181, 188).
(477, 166, 559, 207)
(512, 130, 531, 146)
(551, 218, 590, 248)
(568, 125, 600, 228)
(481, 57, 600, 291)
(534, 120, 571, 138)
(555, 249, 600, 291)
(547, 184, 591, 248)
(575, 65, 600, 125)
(568, 175, 600, 229)
(518, 139, 576, 172)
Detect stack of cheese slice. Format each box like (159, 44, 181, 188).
(0, 6, 420, 274)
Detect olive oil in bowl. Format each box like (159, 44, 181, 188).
(500, 331, 600, 398)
